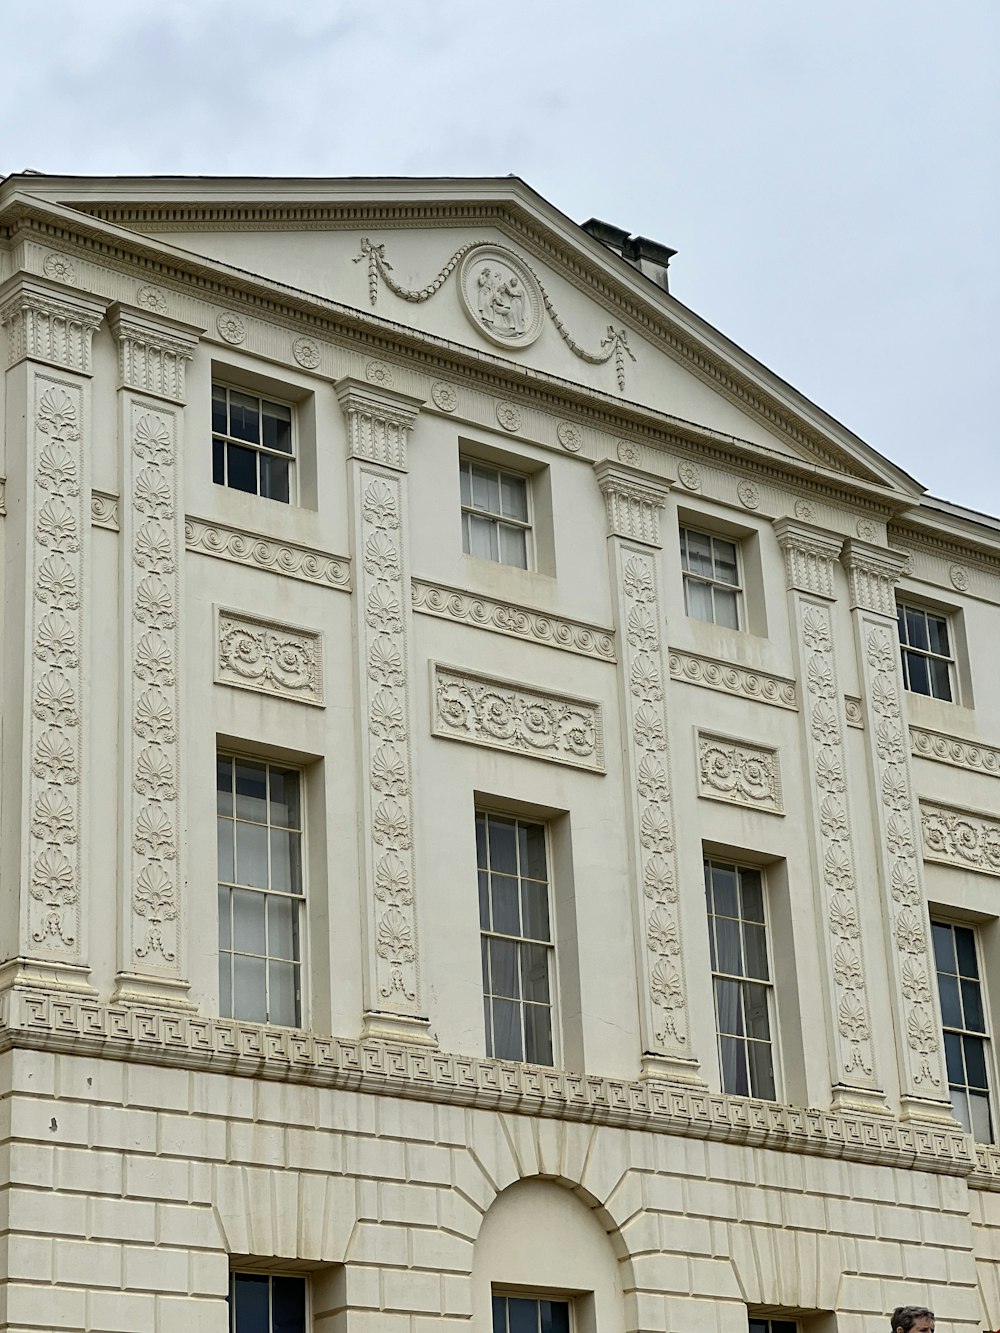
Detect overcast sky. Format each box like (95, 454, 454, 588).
(3, 1, 996, 510)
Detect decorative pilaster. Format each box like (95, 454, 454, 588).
(841, 539, 953, 1123)
(595, 462, 700, 1084)
(0, 276, 104, 995)
(774, 519, 885, 1112)
(109, 305, 200, 1009)
(337, 378, 434, 1045)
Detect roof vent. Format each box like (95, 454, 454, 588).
(581, 217, 676, 292)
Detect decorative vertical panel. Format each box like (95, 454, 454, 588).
(337, 379, 433, 1045)
(0, 277, 104, 991)
(110, 306, 198, 1008)
(774, 520, 883, 1111)
(595, 462, 699, 1084)
(842, 539, 953, 1122)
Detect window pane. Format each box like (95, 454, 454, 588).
(268, 960, 299, 1028)
(507, 1298, 538, 1333)
(962, 978, 985, 1033)
(956, 926, 979, 979)
(944, 1030, 965, 1084)
(715, 978, 743, 1036)
(212, 384, 228, 435)
(219, 953, 232, 1017)
(479, 870, 490, 929)
(228, 391, 260, 444)
(521, 880, 550, 942)
(710, 863, 739, 919)
(929, 656, 952, 701)
(217, 819, 234, 883)
(525, 1003, 553, 1066)
(460, 461, 472, 507)
(471, 464, 500, 514)
(971, 1091, 993, 1144)
(492, 998, 522, 1061)
(964, 1034, 989, 1090)
(233, 888, 266, 955)
(488, 817, 518, 874)
(272, 1275, 307, 1333)
(218, 886, 232, 950)
(262, 400, 293, 454)
(500, 473, 528, 522)
(213, 436, 225, 485)
(269, 768, 301, 829)
(236, 820, 269, 889)
(267, 895, 299, 961)
(712, 537, 739, 585)
(905, 606, 929, 651)
(685, 577, 714, 623)
(269, 828, 302, 894)
(489, 938, 520, 998)
(521, 943, 550, 1004)
(499, 524, 528, 569)
(713, 587, 740, 630)
(490, 875, 520, 936)
(927, 613, 951, 656)
(719, 1034, 748, 1095)
(715, 916, 742, 976)
(937, 972, 962, 1030)
(467, 513, 498, 561)
(950, 1087, 972, 1134)
(683, 529, 713, 578)
(748, 1039, 776, 1100)
(217, 756, 234, 815)
(744, 982, 772, 1041)
(233, 954, 267, 1023)
(905, 651, 930, 696)
(227, 444, 258, 494)
(231, 1272, 269, 1333)
(740, 870, 764, 922)
(260, 453, 290, 504)
(932, 921, 956, 972)
(541, 1302, 570, 1333)
(519, 823, 548, 881)
(235, 761, 268, 823)
(743, 924, 769, 981)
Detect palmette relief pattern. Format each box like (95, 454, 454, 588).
(358, 472, 419, 1006)
(27, 383, 85, 952)
(125, 406, 182, 967)
(432, 665, 603, 772)
(697, 734, 781, 812)
(921, 803, 1000, 875)
(864, 623, 941, 1088)
(217, 610, 323, 705)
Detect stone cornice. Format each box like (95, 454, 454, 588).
(0, 274, 106, 375)
(594, 461, 670, 547)
(0, 989, 975, 1178)
(773, 518, 843, 600)
(841, 539, 907, 617)
(335, 378, 424, 471)
(107, 302, 201, 404)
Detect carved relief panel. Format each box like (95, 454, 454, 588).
(216, 609, 324, 706)
(697, 733, 781, 813)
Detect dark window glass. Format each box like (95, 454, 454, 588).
(897, 602, 954, 701)
(933, 919, 993, 1141)
(213, 384, 294, 504)
(229, 1272, 306, 1333)
(492, 1295, 571, 1333)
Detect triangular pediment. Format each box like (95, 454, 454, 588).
(5, 174, 922, 500)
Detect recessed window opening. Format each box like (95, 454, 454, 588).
(897, 602, 953, 701)
(932, 919, 993, 1141)
(461, 458, 531, 569)
(681, 526, 742, 629)
(492, 1293, 571, 1333)
(229, 1271, 306, 1332)
(213, 382, 295, 503)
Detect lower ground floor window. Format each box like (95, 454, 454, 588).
(749, 1319, 798, 1333)
(230, 1272, 306, 1332)
(493, 1294, 570, 1333)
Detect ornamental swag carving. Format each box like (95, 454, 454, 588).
(354, 237, 637, 390)
(217, 610, 323, 706)
(921, 803, 1000, 876)
(432, 665, 603, 772)
(697, 734, 781, 812)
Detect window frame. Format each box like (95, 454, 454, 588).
(896, 599, 955, 702)
(491, 1290, 574, 1333)
(476, 808, 559, 1068)
(217, 751, 308, 1029)
(460, 455, 534, 571)
(212, 379, 298, 505)
(931, 916, 995, 1142)
(679, 524, 744, 630)
(704, 856, 780, 1101)
(228, 1270, 309, 1333)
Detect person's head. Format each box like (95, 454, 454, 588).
(891, 1306, 934, 1333)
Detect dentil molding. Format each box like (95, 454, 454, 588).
(185, 517, 351, 591)
(216, 609, 324, 707)
(697, 732, 782, 813)
(668, 649, 798, 711)
(921, 801, 1000, 877)
(431, 664, 603, 772)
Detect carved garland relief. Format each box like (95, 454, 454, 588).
(28, 382, 86, 953)
(697, 733, 781, 812)
(921, 802, 1000, 876)
(216, 610, 324, 706)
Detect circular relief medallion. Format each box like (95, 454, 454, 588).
(794, 498, 816, 521)
(217, 312, 246, 345)
(495, 401, 522, 433)
(557, 421, 582, 452)
(677, 461, 701, 491)
(617, 439, 641, 465)
(292, 337, 321, 369)
(136, 284, 168, 314)
(431, 381, 458, 412)
(949, 563, 970, 592)
(458, 245, 543, 349)
(856, 518, 878, 541)
(737, 479, 761, 510)
(43, 253, 77, 285)
(365, 359, 394, 388)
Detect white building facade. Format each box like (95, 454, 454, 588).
(1, 174, 1000, 1333)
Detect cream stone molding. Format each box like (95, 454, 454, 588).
(0, 992, 975, 1178)
(91, 490, 120, 531)
(335, 377, 424, 472)
(696, 732, 782, 813)
(921, 801, 1000, 877)
(355, 236, 637, 389)
(107, 303, 200, 405)
(0, 275, 105, 375)
(773, 517, 843, 600)
(594, 461, 669, 547)
(431, 663, 604, 772)
(668, 649, 798, 711)
(184, 517, 351, 591)
(411, 578, 616, 662)
(842, 539, 908, 617)
(844, 696, 864, 729)
(910, 726, 1000, 778)
(216, 608, 324, 707)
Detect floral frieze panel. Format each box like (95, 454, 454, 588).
(921, 802, 1000, 877)
(697, 732, 782, 813)
(216, 608, 323, 706)
(431, 664, 604, 772)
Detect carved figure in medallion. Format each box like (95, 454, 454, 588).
(458, 246, 543, 348)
